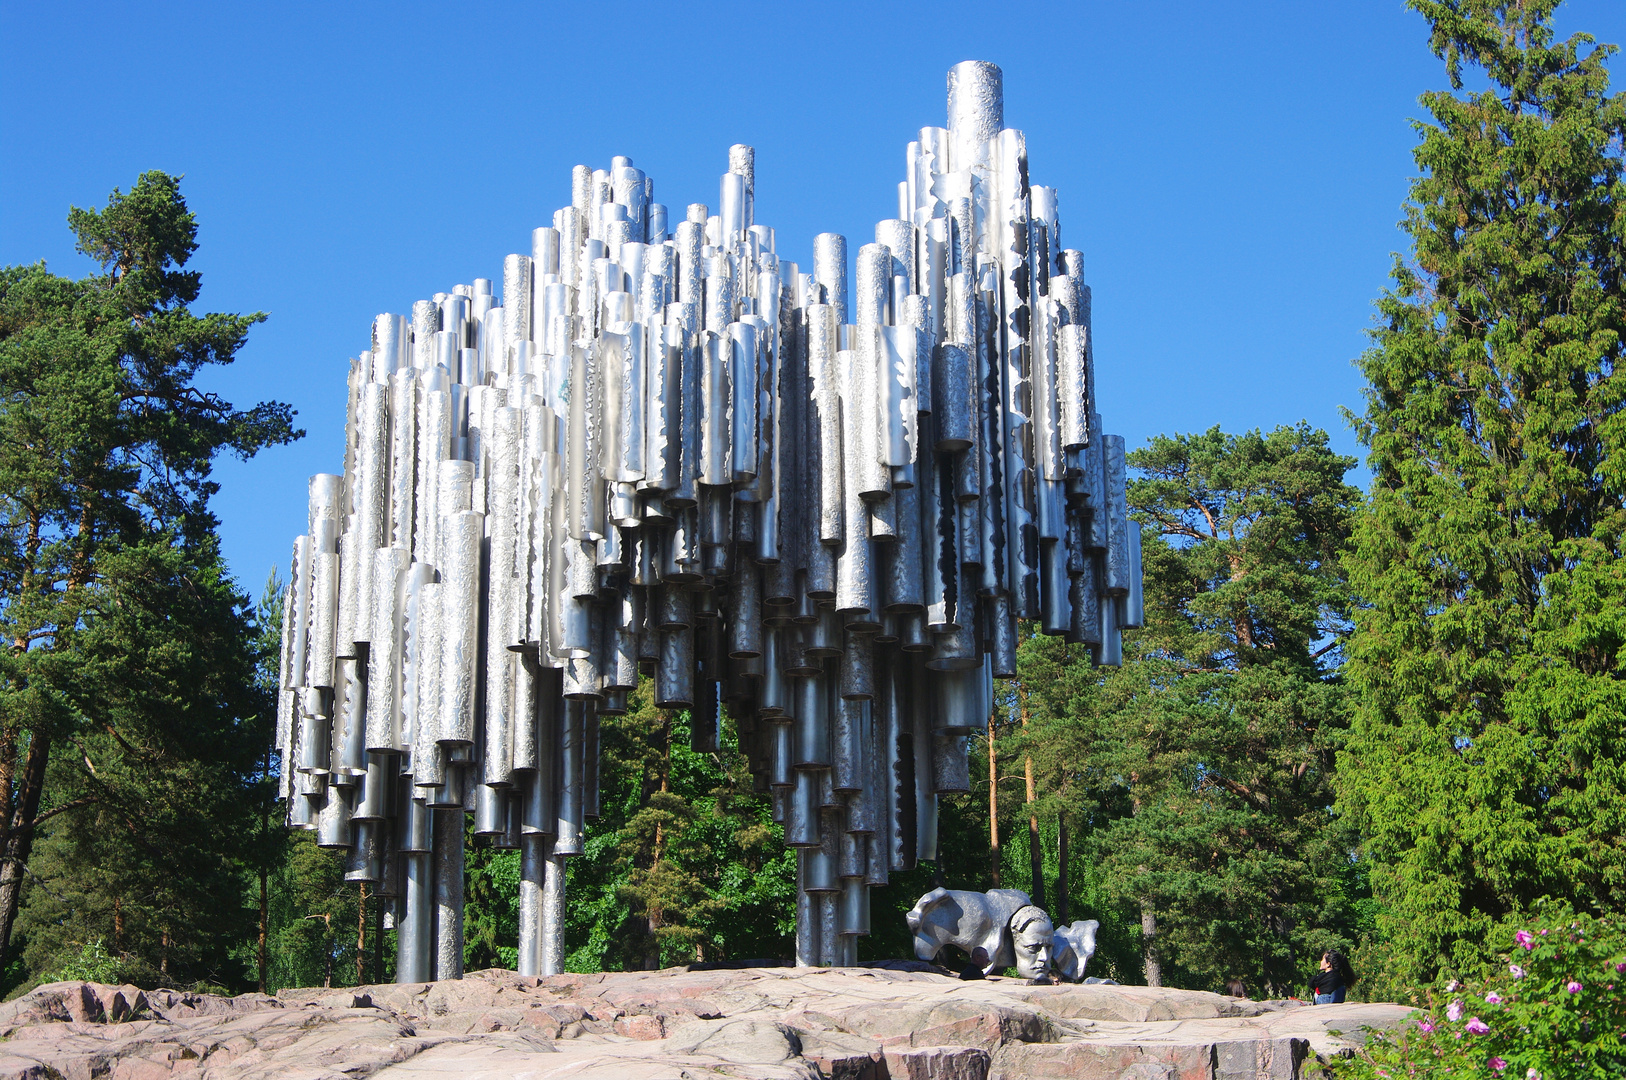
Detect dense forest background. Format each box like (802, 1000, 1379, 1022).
(2, 0, 1624, 1005)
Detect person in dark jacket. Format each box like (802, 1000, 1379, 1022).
(1309, 950, 1353, 1004)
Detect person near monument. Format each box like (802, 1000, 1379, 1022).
(1310, 950, 1353, 1003)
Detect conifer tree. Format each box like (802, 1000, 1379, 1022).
(1015, 425, 1362, 993)
(0, 172, 298, 982)
(553, 681, 795, 971)
(1342, 0, 1626, 992)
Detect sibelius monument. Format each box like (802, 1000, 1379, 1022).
(274, 61, 1143, 982)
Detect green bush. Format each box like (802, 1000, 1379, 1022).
(39, 939, 120, 985)
(1332, 915, 1626, 1078)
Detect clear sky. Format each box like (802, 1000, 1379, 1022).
(4, 1, 1624, 596)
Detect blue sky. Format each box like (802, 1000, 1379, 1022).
(4, 1, 1624, 596)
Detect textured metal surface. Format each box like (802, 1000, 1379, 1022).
(276, 62, 1139, 981)
(432, 807, 464, 980)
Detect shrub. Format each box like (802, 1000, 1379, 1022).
(1331, 915, 1626, 1078)
(40, 939, 120, 985)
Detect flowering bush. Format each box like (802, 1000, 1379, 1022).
(1330, 915, 1626, 1079)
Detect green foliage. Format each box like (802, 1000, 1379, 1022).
(1130, 425, 1358, 667)
(1010, 424, 1364, 994)
(0, 172, 298, 991)
(262, 833, 364, 990)
(17, 538, 278, 989)
(1332, 910, 1626, 1079)
(1340, 0, 1626, 994)
(556, 680, 795, 971)
(39, 938, 119, 985)
(465, 840, 521, 973)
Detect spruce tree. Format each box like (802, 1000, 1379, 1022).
(550, 680, 795, 971)
(1342, 0, 1626, 992)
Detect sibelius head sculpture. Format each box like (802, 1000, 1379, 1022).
(275, 61, 1143, 982)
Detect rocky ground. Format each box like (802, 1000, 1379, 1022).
(0, 965, 1413, 1079)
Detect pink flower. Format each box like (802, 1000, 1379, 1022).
(1567, 981, 1583, 994)
(1527, 1069, 1542, 1080)
(1446, 1000, 1463, 1021)
(1615, 962, 1625, 974)
(1485, 991, 1503, 1004)
(1516, 930, 1535, 950)
(1490, 1059, 1507, 1072)
(1509, 964, 1526, 979)
(1446, 979, 1461, 992)
(1417, 1018, 1435, 1032)
(1465, 1016, 1489, 1034)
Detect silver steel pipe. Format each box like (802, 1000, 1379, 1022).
(513, 651, 540, 773)
(438, 511, 483, 747)
(555, 698, 585, 855)
(398, 850, 433, 983)
(807, 304, 843, 550)
(833, 696, 864, 793)
(412, 578, 446, 785)
(365, 548, 409, 753)
(517, 832, 545, 978)
(936, 342, 974, 451)
(838, 630, 875, 700)
(1100, 588, 1123, 667)
(813, 234, 848, 327)
(795, 855, 818, 966)
(331, 655, 367, 778)
(947, 60, 1002, 170)
(655, 626, 694, 708)
(792, 666, 831, 768)
(787, 767, 819, 846)
(541, 840, 566, 975)
(1124, 527, 1145, 628)
(1103, 434, 1129, 596)
(932, 734, 971, 794)
(432, 806, 464, 980)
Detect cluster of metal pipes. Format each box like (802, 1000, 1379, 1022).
(275, 61, 1142, 981)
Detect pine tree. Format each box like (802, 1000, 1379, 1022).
(0, 172, 299, 983)
(1342, 0, 1626, 993)
(1015, 425, 1363, 994)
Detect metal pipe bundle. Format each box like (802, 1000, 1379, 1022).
(276, 61, 1141, 979)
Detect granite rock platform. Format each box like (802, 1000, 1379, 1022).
(0, 965, 1413, 1079)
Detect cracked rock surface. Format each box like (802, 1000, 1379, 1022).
(0, 966, 1412, 1079)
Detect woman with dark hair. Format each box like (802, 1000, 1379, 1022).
(1309, 950, 1353, 1003)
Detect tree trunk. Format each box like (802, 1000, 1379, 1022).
(374, 899, 384, 985)
(1141, 902, 1162, 987)
(0, 727, 19, 861)
(114, 897, 124, 954)
(645, 714, 671, 972)
(0, 731, 50, 965)
(356, 884, 368, 985)
(258, 745, 270, 992)
(1056, 817, 1069, 924)
(258, 872, 268, 992)
(1019, 690, 1043, 908)
(987, 707, 1000, 888)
